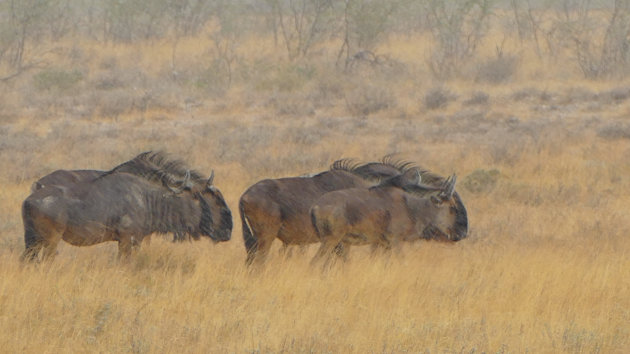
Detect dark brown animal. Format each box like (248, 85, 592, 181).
(310, 171, 467, 266)
(239, 158, 418, 264)
(21, 156, 232, 261)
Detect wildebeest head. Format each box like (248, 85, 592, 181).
(168, 171, 232, 242)
(404, 174, 468, 242)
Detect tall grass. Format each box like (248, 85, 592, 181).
(1, 24, 630, 353)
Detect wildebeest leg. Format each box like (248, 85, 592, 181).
(117, 235, 141, 260)
(22, 209, 64, 262)
(311, 225, 344, 268)
(245, 217, 281, 266)
(311, 238, 343, 269)
(20, 244, 43, 262)
(334, 242, 350, 262)
(310, 205, 344, 268)
(172, 232, 188, 243)
(253, 235, 275, 266)
(372, 234, 393, 254)
(279, 243, 308, 259)
(279, 242, 292, 258)
(297, 244, 309, 256)
(40, 230, 63, 261)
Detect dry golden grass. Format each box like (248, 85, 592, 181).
(1, 27, 630, 353)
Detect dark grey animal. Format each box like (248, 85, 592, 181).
(310, 170, 468, 266)
(31, 170, 102, 192)
(238, 157, 418, 264)
(30, 151, 211, 242)
(21, 157, 232, 261)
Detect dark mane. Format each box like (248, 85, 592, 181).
(380, 154, 418, 173)
(102, 151, 205, 184)
(329, 156, 419, 181)
(329, 158, 363, 172)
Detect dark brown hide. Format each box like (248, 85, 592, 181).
(310, 174, 467, 266)
(239, 159, 418, 264)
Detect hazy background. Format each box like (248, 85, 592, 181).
(0, 0, 629, 352)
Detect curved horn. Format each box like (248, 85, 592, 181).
(206, 170, 215, 187)
(182, 170, 191, 186)
(445, 174, 457, 197)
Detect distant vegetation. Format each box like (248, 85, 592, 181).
(1, 0, 630, 121)
(0, 1, 629, 352)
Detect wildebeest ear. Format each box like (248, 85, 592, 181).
(206, 170, 215, 188)
(401, 168, 420, 185)
(168, 170, 191, 194)
(430, 195, 442, 205)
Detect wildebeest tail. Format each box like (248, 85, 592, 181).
(20, 199, 41, 261)
(239, 198, 258, 263)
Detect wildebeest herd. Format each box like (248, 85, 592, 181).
(20, 151, 468, 266)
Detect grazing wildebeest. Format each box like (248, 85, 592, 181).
(239, 157, 418, 264)
(21, 158, 232, 262)
(30, 151, 212, 242)
(310, 170, 468, 266)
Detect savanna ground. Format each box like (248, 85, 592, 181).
(0, 1, 630, 352)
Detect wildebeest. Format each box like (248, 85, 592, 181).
(31, 170, 102, 192)
(238, 157, 418, 264)
(30, 151, 212, 242)
(21, 155, 232, 262)
(310, 170, 468, 266)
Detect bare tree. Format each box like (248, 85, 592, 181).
(550, 0, 630, 78)
(336, 0, 397, 69)
(265, 0, 335, 61)
(0, 0, 54, 81)
(423, 0, 493, 79)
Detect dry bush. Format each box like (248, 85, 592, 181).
(345, 83, 396, 116)
(94, 90, 135, 119)
(463, 91, 489, 106)
(511, 87, 553, 103)
(269, 93, 316, 117)
(597, 122, 630, 140)
(423, 87, 456, 110)
(600, 86, 630, 103)
(194, 60, 232, 97)
(254, 63, 316, 93)
(475, 53, 519, 84)
(308, 73, 345, 110)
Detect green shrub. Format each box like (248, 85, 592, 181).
(33, 69, 83, 92)
(462, 169, 500, 194)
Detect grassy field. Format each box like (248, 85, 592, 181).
(1, 17, 630, 352)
